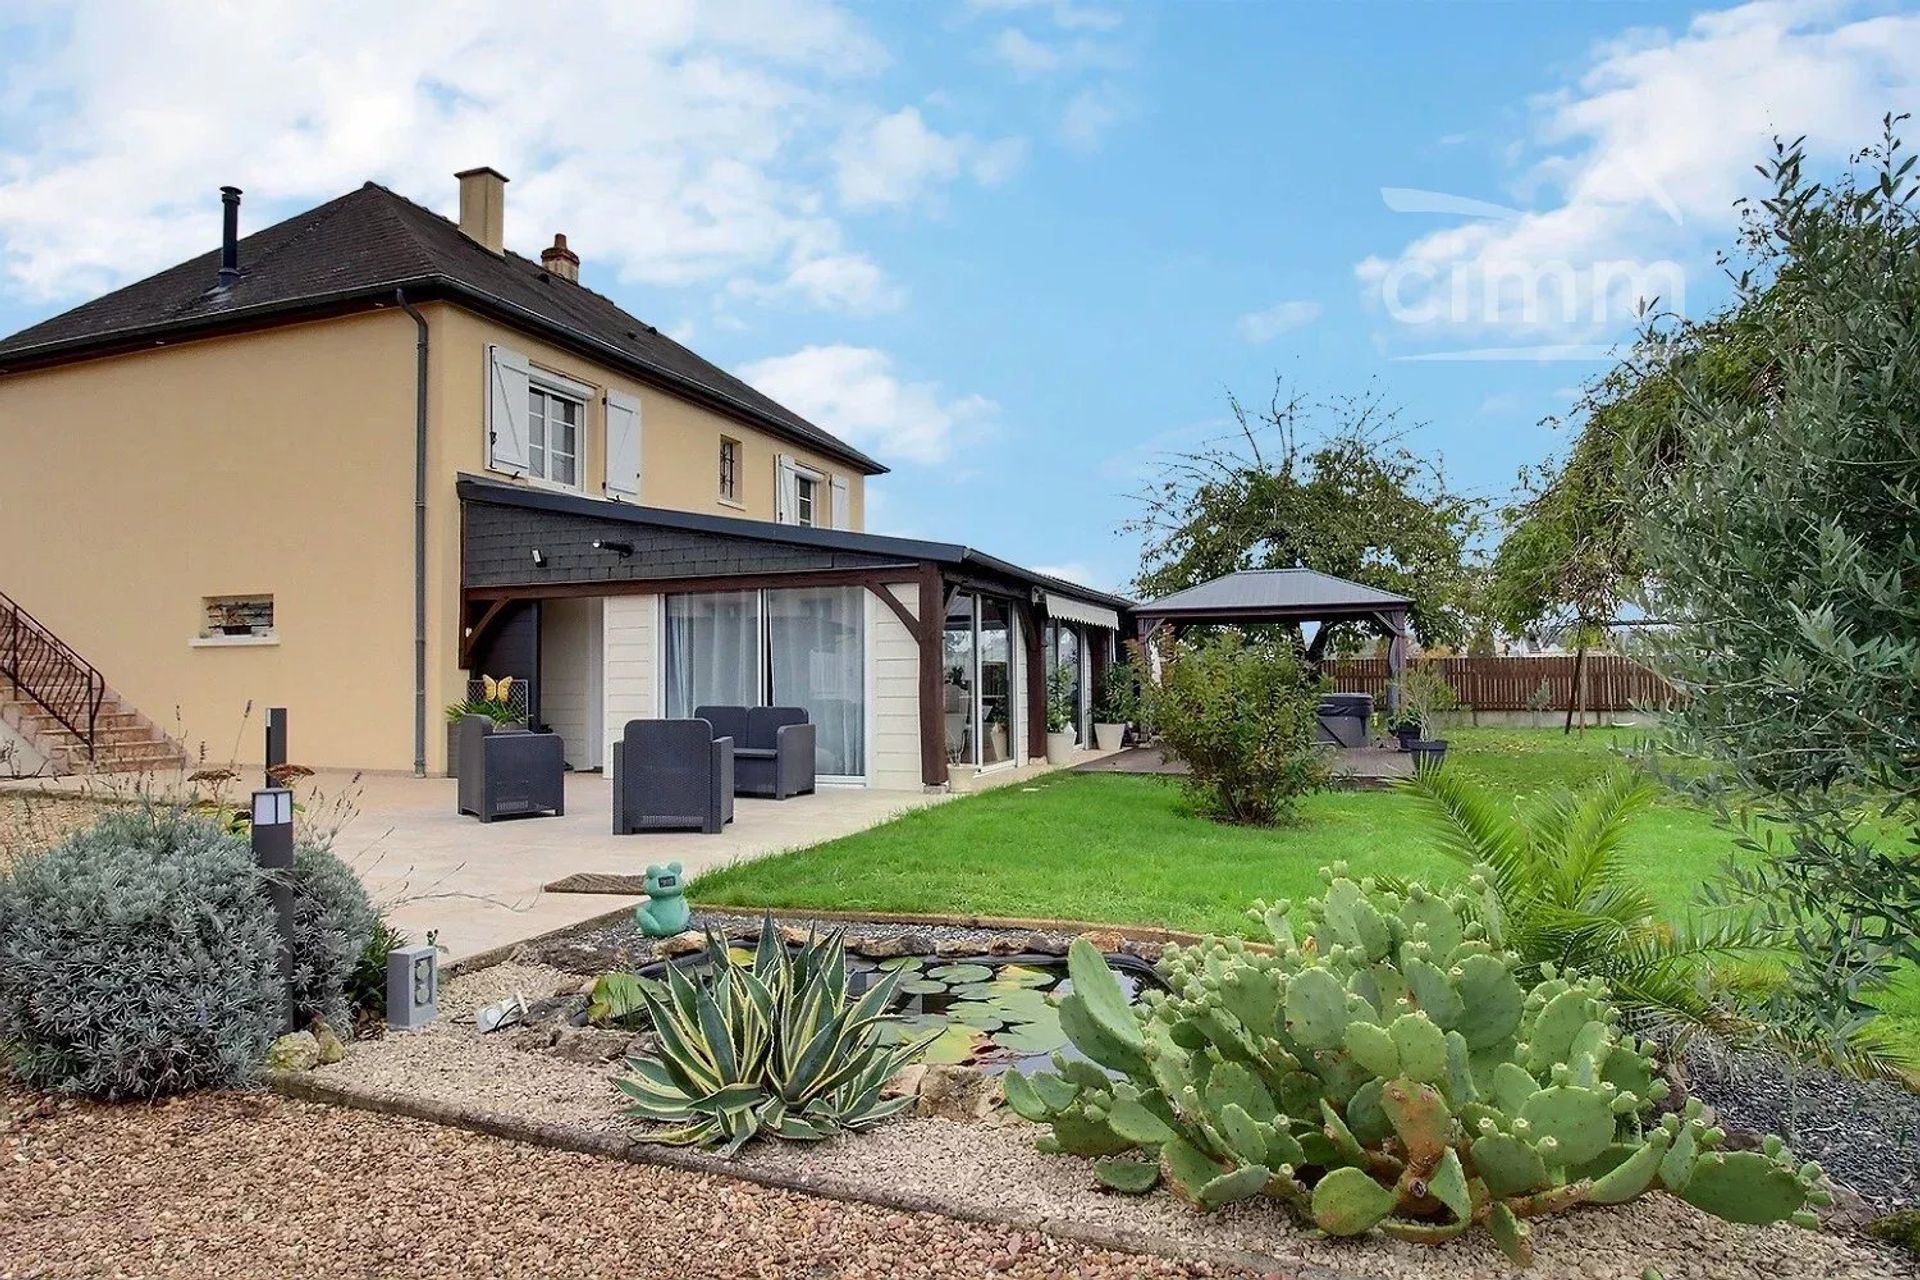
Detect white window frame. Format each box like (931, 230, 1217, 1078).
(525, 378, 586, 491)
(794, 473, 819, 527)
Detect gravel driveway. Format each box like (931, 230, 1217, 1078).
(0, 1085, 1244, 1280)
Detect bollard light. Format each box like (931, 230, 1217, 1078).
(387, 943, 439, 1030)
(250, 786, 298, 1032)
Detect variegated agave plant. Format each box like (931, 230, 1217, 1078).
(615, 922, 936, 1154)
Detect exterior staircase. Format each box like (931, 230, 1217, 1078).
(1, 589, 188, 777)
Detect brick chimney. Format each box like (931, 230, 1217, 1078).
(454, 166, 508, 254)
(540, 233, 580, 283)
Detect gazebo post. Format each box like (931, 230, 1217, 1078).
(1382, 609, 1410, 716)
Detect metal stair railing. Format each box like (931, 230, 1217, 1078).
(1, 589, 105, 760)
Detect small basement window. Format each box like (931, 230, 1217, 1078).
(203, 595, 274, 639)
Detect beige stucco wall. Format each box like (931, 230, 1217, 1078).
(0, 300, 876, 775)
(0, 312, 418, 770)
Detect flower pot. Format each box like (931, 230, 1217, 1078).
(219, 624, 253, 636)
(1409, 739, 1449, 771)
(1393, 725, 1422, 752)
(1046, 731, 1076, 766)
(1093, 722, 1126, 752)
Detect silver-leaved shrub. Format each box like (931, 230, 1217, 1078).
(0, 804, 376, 1098)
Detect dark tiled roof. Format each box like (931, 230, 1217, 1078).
(0, 183, 885, 474)
(1133, 568, 1409, 617)
(457, 473, 1135, 612)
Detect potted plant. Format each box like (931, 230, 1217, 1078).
(1045, 665, 1078, 765)
(1384, 705, 1423, 752)
(443, 674, 524, 778)
(1392, 663, 1457, 763)
(1091, 660, 1138, 752)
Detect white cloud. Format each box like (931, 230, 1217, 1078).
(1059, 83, 1128, 152)
(993, 28, 1061, 75)
(831, 106, 1026, 210)
(1356, 0, 1920, 343)
(730, 249, 905, 313)
(1236, 299, 1322, 343)
(0, 0, 923, 312)
(966, 0, 1122, 32)
(739, 344, 996, 465)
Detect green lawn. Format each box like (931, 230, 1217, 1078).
(693, 726, 1919, 1060)
(694, 727, 1730, 935)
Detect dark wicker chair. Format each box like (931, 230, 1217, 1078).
(455, 714, 565, 822)
(612, 719, 735, 834)
(695, 705, 817, 800)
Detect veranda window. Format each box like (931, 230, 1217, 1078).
(662, 586, 866, 779)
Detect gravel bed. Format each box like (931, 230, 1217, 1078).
(523, 908, 1063, 975)
(1681, 1038, 1920, 1213)
(0, 795, 106, 869)
(310, 966, 1909, 1280)
(0, 1083, 1236, 1280)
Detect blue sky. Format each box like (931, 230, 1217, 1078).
(2, 1, 1915, 593)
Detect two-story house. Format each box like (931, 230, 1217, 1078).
(0, 169, 1126, 787)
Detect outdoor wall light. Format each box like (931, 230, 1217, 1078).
(250, 786, 297, 1031)
(387, 942, 439, 1030)
(592, 538, 634, 558)
(530, 548, 547, 568)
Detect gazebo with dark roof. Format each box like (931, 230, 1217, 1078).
(1131, 568, 1411, 708)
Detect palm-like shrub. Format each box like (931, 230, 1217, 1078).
(616, 925, 934, 1154)
(1401, 767, 1763, 1037)
(0, 806, 287, 1098)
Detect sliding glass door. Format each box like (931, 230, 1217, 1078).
(1045, 622, 1086, 744)
(661, 586, 867, 780)
(941, 592, 1020, 771)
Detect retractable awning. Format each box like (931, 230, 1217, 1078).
(1042, 592, 1120, 631)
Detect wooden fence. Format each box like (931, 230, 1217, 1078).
(1323, 654, 1679, 712)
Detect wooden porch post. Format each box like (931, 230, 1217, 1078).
(916, 566, 949, 788)
(1020, 600, 1047, 761)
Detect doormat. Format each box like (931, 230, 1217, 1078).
(542, 872, 651, 895)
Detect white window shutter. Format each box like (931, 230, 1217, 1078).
(775, 454, 798, 524)
(486, 345, 532, 473)
(604, 390, 641, 501)
(829, 475, 850, 530)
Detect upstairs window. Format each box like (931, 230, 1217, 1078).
(794, 474, 818, 527)
(527, 384, 581, 488)
(720, 437, 740, 502)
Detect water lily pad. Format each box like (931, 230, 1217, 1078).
(948, 1003, 1007, 1030)
(877, 956, 926, 972)
(992, 1021, 1069, 1054)
(899, 978, 949, 996)
(921, 1024, 983, 1065)
(726, 947, 756, 965)
(992, 965, 1054, 988)
(949, 983, 1002, 1001)
(927, 963, 993, 983)
(982, 990, 1053, 1018)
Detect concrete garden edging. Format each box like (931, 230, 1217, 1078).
(269, 1070, 1374, 1280)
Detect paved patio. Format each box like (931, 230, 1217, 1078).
(318, 772, 949, 959)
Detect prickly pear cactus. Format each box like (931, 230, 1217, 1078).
(1001, 870, 1829, 1266)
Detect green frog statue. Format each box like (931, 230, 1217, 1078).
(634, 862, 692, 937)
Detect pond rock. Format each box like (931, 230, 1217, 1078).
(1078, 929, 1125, 954)
(854, 932, 935, 959)
(1122, 938, 1164, 964)
(915, 1064, 1001, 1121)
(934, 938, 981, 958)
(1021, 932, 1068, 956)
(881, 1063, 928, 1100)
(658, 930, 707, 958)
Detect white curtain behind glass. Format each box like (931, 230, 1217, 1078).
(767, 586, 864, 777)
(663, 592, 760, 718)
